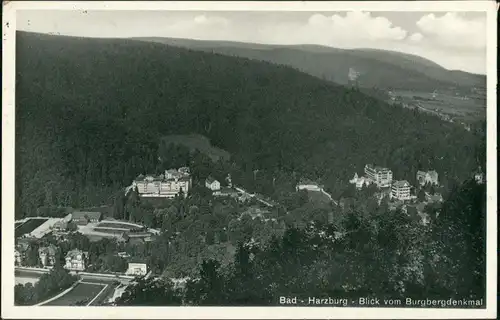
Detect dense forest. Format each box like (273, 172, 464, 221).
(115, 179, 486, 306)
(15, 31, 485, 219)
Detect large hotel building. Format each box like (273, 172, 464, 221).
(391, 180, 411, 201)
(132, 167, 191, 198)
(364, 164, 393, 188)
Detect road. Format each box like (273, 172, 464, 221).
(15, 267, 134, 285)
(233, 186, 275, 208)
(235, 185, 338, 207)
(15, 267, 187, 286)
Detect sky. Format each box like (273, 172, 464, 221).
(17, 10, 488, 74)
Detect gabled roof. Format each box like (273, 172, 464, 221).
(39, 245, 57, 256)
(72, 211, 102, 220)
(206, 176, 218, 184)
(66, 249, 84, 259)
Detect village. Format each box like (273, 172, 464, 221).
(14, 160, 486, 305)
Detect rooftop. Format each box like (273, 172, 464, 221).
(218, 187, 238, 194)
(392, 180, 410, 188)
(39, 245, 57, 256)
(366, 164, 391, 172)
(66, 249, 84, 258)
(72, 211, 102, 220)
(297, 178, 320, 186)
(206, 176, 218, 184)
(134, 174, 191, 183)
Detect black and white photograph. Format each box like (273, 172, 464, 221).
(2, 1, 497, 319)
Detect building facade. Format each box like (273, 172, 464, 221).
(391, 180, 412, 201)
(64, 249, 87, 271)
(416, 170, 439, 186)
(133, 168, 191, 198)
(126, 262, 148, 276)
(364, 164, 393, 188)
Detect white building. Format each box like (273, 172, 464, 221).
(132, 168, 191, 198)
(205, 177, 221, 191)
(349, 173, 373, 190)
(126, 262, 148, 276)
(475, 172, 485, 184)
(416, 170, 439, 186)
(364, 164, 393, 188)
(391, 180, 412, 201)
(64, 249, 87, 271)
(296, 179, 323, 192)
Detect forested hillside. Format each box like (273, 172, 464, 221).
(15, 31, 484, 218)
(115, 179, 486, 305)
(135, 37, 486, 91)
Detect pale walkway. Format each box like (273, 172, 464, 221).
(34, 281, 80, 306)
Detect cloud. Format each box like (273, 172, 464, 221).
(306, 12, 408, 43)
(409, 32, 423, 42)
(193, 14, 229, 27)
(416, 12, 486, 50)
(15, 10, 486, 74)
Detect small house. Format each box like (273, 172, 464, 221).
(64, 249, 87, 271)
(126, 262, 148, 276)
(39, 244, 58, 267)
(205, 176, 221, 191)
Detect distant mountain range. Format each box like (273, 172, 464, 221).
(134, 37, 486, 92)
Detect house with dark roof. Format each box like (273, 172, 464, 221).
(39, 244, 58, 267)
(71, 211, 102, 225)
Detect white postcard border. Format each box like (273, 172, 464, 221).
(2, 1, 497, 319)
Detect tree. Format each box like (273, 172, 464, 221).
(115, 277, 182, 306)
(24, 244, 41, 267)
(205, 230, 215, 245)
(185, 259, 225, 305)
(15, 266, 78, 305)
(417, 188, 426, 202)
(113, 192, 126, 220)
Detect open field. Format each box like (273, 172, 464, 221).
(15, 218, 48, 237)
(43, 282, 107, 306)
(162, 134, 230, 162)
(393, 90, 486, 121)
